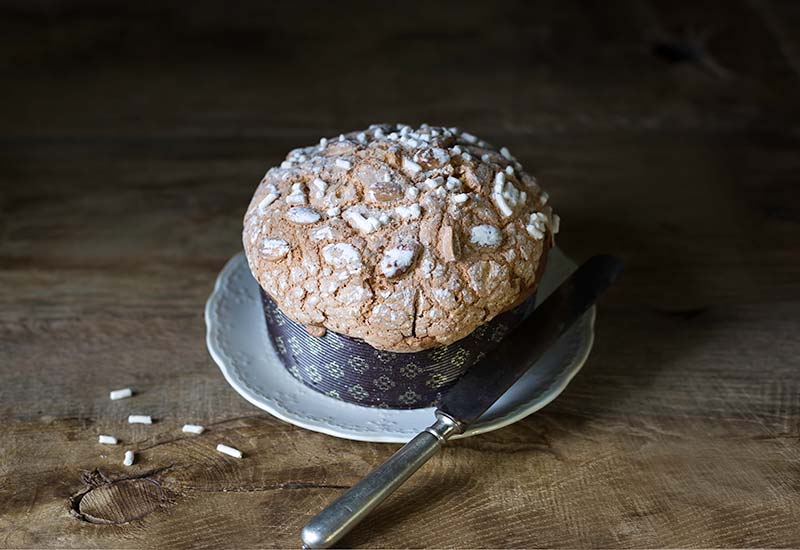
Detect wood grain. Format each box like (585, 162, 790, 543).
(1, 0, 799, 547)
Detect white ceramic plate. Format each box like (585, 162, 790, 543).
(205, 248, 595, 443)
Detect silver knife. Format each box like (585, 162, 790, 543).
(301, 254, 624, 549)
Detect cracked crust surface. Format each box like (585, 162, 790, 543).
(243, 123, 558, 352)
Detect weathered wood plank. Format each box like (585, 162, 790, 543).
(1, 0, 799, 547)
(2, 386, 799, 547)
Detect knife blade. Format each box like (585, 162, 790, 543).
(301, 254, 623, 549)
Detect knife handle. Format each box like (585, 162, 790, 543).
(300, 411, 462, 549)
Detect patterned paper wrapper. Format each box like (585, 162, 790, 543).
(260, 288, 538, 409)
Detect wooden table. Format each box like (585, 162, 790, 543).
(2, 1, 799, 547)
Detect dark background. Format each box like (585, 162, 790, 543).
(2, 1, 798, 293)
(1, 1, 799, 548)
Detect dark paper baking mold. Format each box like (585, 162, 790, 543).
(261, 289, 537, 409)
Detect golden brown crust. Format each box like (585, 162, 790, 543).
(242, 124, 558, 352)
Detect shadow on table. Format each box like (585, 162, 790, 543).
(524, 213, 714, 428)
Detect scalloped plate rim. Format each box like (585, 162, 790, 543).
(205, 249, 595, 443)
